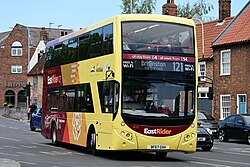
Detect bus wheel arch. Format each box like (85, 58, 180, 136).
(87, 125, 98, 155)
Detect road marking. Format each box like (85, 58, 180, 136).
(40, 151, 73, 156)
(8, 127, 18, 130)
(0, 152, 20, 157)
(0, 125, 7, 128)
(16, 152, 37, 156)
(221, 151, 250, 157)
(189, 161, 232, 167)
(192, 156, 250, 166)
(19, 161, 37, 165)
(0, 136, 20, 142)
(19, 145, 36, 149)
(32, 142, 65, 150)
(3, 145, 21, 149)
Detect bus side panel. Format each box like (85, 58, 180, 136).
(65, 112, 87, 146)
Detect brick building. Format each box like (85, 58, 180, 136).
(196, 16, 233, 115)
(212, 1, 250, 120)
(0, 24, 72, 109)
(161, 0, 234, 115)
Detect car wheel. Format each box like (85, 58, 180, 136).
(87, 130, 98, 155)
(51, 123, 57, 145)
(219, 129, 229, 142)
(155, 152, 167, 160)
(247, 132, 250, 144)
(201, 146, 212, 151)
(30, 119, 36, 131)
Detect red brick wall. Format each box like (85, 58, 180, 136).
(0, 26, 33, 107)
(213, 43, 250, 120)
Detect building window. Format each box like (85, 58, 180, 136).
(11, 65, 22, 73)
(198, 92, 208, 98)
(33, 76, 38, 92)
(11, 41, 23, 56)
(198, 61, 206, 81)
(220, 49, 230, 75)
(198, 87, 208, 98)
(220, 95, 231, 119)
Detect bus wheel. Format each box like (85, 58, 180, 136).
(87, 130, 98, 155)
(155, 152, 167, 160)
(51, 123, 57, 145)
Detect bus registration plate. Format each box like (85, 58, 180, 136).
(147, 145, 169, 150)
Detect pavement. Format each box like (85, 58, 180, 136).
(0, 159, 20, 167)
(0, 109, 25, 167)
(0, 108, 29, 123)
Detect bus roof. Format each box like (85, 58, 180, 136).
(46, 14, 195, 47)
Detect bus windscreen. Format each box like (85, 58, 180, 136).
(122, 21, 194, 55)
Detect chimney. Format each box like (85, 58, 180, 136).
(40, 27, 48, 41)
(219, 0, 231, 20)
(162, 0, 177, 16)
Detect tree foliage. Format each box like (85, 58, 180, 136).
(120, 0, 157, 14)
(177, 0, 213, 17)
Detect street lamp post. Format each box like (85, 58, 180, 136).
(130, 0, 133, 14)
(27, 26, 30, 72)
(192, 17, 204, 58)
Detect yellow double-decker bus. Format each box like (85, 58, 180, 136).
(41, 14, 198, 158)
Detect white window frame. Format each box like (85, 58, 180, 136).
(220, 94, 231, 120)
(198, 87, 209, 99)
(11, 41, 23, 56)
(198, 61, 206, 81)
(11, 65, 22, 73)
(220, 49, 231, 76)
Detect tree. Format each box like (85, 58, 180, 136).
(177, 0, 213, 18)
(120, 0, 157, 14)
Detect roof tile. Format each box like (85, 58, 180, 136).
(195, 17, 234, 59)
(213, 2, 250, 46)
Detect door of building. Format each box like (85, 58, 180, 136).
(237, 94, 246, 114)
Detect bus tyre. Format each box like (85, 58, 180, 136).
(30, 119, 35, 131)
(51, 123, 57, 145)
(87, 131, 98, 155)
(155, 152, 167, 160)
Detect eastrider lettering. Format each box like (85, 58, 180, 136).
(144, 128, 172, 135)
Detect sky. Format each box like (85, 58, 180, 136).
(0, 0, 249, 32)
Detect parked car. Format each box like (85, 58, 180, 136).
(197, 124, 214, 151)
(218, 114, 250, 144)
(30, 107, 42, 131)
(198, 110, 219, 138)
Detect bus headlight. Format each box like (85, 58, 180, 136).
(126, 132, 133, 140)
(184, 133, 195, 142)
(120, 131, 133, 140)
